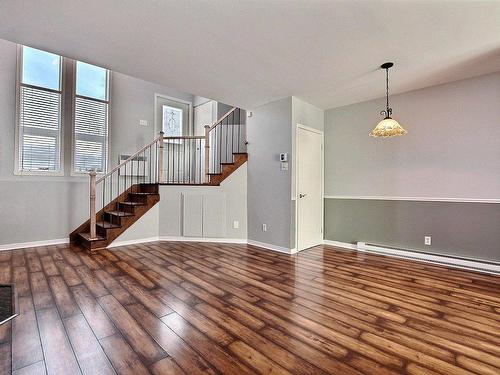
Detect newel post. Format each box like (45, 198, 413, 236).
(89, 170, 97, 240)
(158, 131, 164, 183)
(204, 125, 210, 183)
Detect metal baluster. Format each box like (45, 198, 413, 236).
(217, 124, 221, 173)
(103, 176, 105, 211)
(237, 109, 241, 153)
(231, 110, 234, 157)
(188, 139, 191, 183)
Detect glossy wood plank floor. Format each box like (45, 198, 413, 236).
(0, 242, 499, 375)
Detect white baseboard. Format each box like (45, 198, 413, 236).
(247, 239, 294, 254)
(107, 236, 161, 248)
(323, 240, 358, 250)
(355, 242, 500, 275)
(0, 238, 69, 251)
(109, 236, 247, 249)
(159, 236, 247, 244)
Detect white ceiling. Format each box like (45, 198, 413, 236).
(1, 0, 499, 109)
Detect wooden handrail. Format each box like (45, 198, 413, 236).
(96, 134, 162, 184)
(163, 135, 205, 140)
(208, 107, 237, 131)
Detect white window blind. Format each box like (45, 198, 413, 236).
(73, 62, 109, 173)
(18, 46, 62, 173)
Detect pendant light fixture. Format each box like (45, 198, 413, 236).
(370, 62, 407, 138)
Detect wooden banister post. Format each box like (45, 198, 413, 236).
(89, 170, 97, 240)
(158, 131, 164, 183)
(204, 125, 210, 184)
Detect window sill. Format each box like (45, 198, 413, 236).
(13, 170, 64, 177)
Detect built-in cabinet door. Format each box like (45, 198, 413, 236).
(203, 194, 226, 238)
(182, 194, 203, 237)
(182, 193, 226, 238)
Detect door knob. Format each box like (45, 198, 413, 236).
(299, 193, 307, 198)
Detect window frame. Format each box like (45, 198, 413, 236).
(14, 45, 65, 176)
(70, 60, 111, 176)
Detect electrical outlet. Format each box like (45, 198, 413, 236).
(280, 162, 288, 171)
(139, 119, 148, 127)
(425, 236, 431, 246)
(233, 220, 239, 229)
(262, 224, 267, 232)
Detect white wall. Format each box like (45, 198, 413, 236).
(158, 163, 247, 239)
(114, 162, 247, 244)
(325, 72, 500, 199)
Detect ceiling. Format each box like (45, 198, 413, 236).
(0, 0, 499, 110)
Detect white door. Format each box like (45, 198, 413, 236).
(296, 125, 324, 251)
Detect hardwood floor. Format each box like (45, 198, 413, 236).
(0, 242, 499, 375)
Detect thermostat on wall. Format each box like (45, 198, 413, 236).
(280, 153, 288, 162)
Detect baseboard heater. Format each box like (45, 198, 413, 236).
(356, 242, 500, 275)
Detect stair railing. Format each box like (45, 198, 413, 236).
(88, 132, 164, 239)
(204, 107, 246, 176)
(87, 107, 247, 239)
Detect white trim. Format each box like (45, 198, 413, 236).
(108, 236, 247, 248)
(0, 314, 19, 326)
(323, 240, 358, 250)
(107, 236, 160, 248)
(247, 240, 295, 254)
(0, 238, 69, 251)
(295, 123, 324, 252)
(324, 195, 500, 204)
(159, 236, 247, 244)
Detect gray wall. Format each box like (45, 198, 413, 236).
(0, 38, 194, 245)
(247, 97, 292, 249)
(325, 72, 500, 198)
(324, 73, 500, 261)
(325, 199, 500, 262)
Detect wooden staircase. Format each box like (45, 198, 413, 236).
(70, 107, 247, 252)
(207, 153, 247, 185)
(70, 184, 160, 252)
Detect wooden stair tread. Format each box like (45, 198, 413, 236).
(120, 201, 146, 206)
(105, 210, 134, 217)
(96, 221, 121, 229)
(78, 232, 106, 242)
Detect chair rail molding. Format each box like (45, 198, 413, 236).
(324, 195, 500, 204)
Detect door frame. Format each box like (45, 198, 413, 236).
(154, 93, 193, 135)
(295, 123, 324, 252)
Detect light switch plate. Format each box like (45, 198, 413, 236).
(139, 119, 148, 127)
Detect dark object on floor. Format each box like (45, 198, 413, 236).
(0, 284, 18, 325)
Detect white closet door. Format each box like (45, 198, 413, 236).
(202, 194, 226, 238)
(182, 194, 203, 237)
